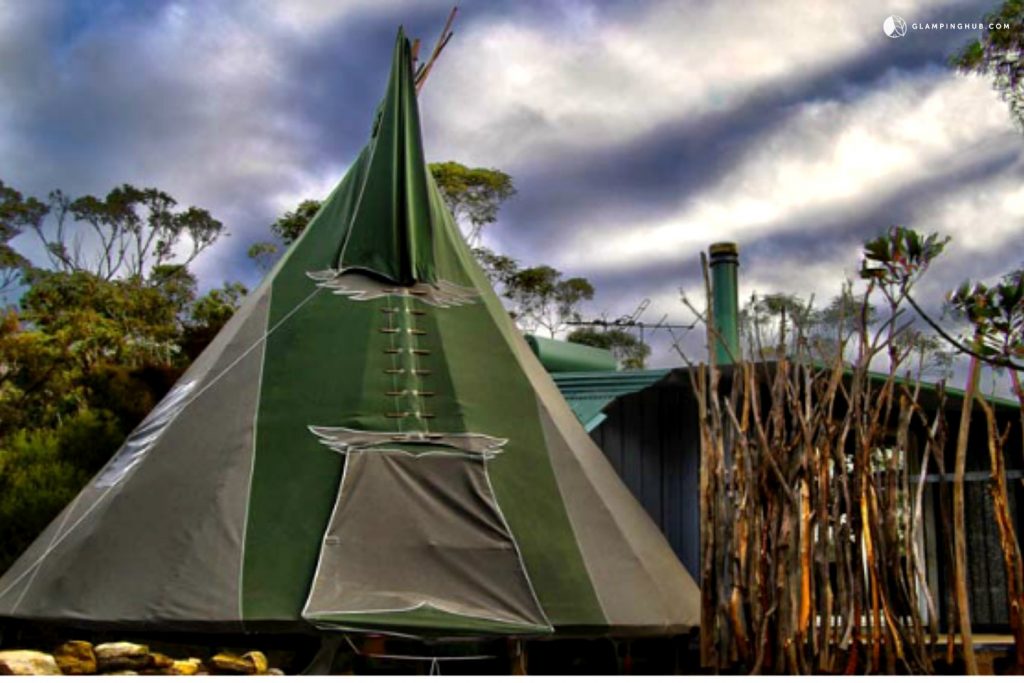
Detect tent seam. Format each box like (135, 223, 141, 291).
(237, 287, 272, 628)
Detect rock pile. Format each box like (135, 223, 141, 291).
(0, 642, 284, 676)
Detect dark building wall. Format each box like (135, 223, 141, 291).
(589, 386, 702, 576)
(926, 416, 1024, 631)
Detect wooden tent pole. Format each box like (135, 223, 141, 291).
(414, 6, 458, 94)
(508, 638, 527, 675)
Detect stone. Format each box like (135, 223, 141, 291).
(95, 642, 150, 671)
(147, 653, 174, 670)
(170, 658, 203, 676)
(54, 640, 97, 675)
(243, 651, 268, 675)
(0, 650, 63, 675)
(267, 668, 285, 675)
(209, 653, 256, 675)
(208, 651, 268, 675)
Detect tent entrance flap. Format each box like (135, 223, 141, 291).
(301, 448, 551, 635)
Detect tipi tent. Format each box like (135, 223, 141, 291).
(0, 30, 699, 639)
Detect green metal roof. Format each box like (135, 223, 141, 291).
(551, 364, 1020, 433)
(551, 369, 670, 430)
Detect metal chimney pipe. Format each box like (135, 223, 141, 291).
(709, 242, 740, 365)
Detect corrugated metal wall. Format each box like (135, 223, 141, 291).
(588, 385, 702, 576)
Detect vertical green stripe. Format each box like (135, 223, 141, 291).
(241, 29, 604, 628)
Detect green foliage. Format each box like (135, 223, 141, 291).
(471, 246, 519, 288)
(259, 162, 516, 258)
(49, 408, 128, 474)
(82, 364, 179, 436)
(429, 161, 516, 245)
(149, 264, 199, 317)
(20, 270, 182, 368)
(0, 180, 44, 290)
(190, 282, 248, 331)
(949, 268, 1024, 365)
(40, 185, 224, 280)
(567, 326, 651, 369)
(248, 241, 279, 274)
(0, 408, 129, 571)
(952, 0, 1024, 128)
(180, 282, 249, 360)
(861, 226, 1022, 372)
(0, 429, 84, 571)
(861, 226, 950, 294)
(472, 246, 600, 337)
(739, 292, 811, 350)
(271, 199, 322, 246)
(502, 265, 595, 337)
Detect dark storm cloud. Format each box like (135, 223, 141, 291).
(496, 4, 1003, 261)
(572, 137, 1023, 334)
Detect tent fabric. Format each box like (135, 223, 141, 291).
(302, 449, 551, 635)
(0, 29, 699, 638)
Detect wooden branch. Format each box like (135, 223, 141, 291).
(952, 354, 979, 674)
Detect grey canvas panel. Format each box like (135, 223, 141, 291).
(537, 403, 700, 634)
(0, 284, 272, 624)
(502, 330, 700, 634)
(302, 449, 549, 631)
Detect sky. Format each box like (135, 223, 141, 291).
(1, 0, 1022, 370)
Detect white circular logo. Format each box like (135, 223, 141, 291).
(883, 15, 907, 38)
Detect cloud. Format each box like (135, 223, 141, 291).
(556, 70, 1015, 273)
(422, 0, 944, 167)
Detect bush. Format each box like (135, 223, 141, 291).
(0, 428, 88, 572)
(0, 409, 125, 573)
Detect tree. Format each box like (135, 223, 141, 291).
(949, 267, 1024, 374)
(471, 246, 519, 289)
(501, 265, 594, 337)
(257, 162, 516, 262)
(0, 180, 43, 291)
(567, 326, 651, 369)
(180, 282, 249, 359)
(34, 184, 224, 281)
(429, 161, 516, 245)
(739, 292, 812, 356)
(248, 241, 279, 274)
(953, 1, 1024, 128)
(271, 198, 322, 246)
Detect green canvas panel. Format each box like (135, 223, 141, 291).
(241, 31, 603, 629)
(334, 35, 436, 285)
